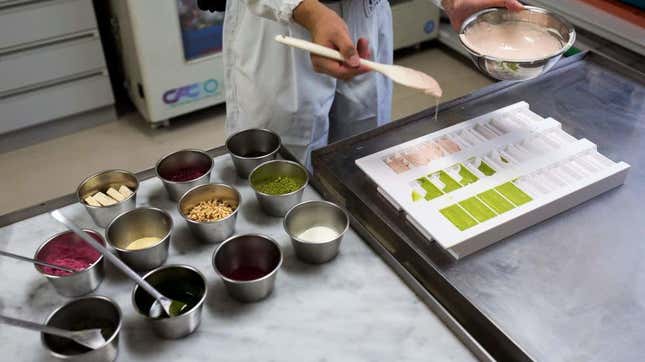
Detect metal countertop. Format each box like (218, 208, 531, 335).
(0, 151, 476, 362)
(312, 52, 645, 361)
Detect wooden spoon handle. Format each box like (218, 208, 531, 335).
(274, 35, 383, 72)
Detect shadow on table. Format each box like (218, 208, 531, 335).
(238, 198, 279, 228)
(170, 224, 213, 255)
(143, 185, 172, 210)
(103, 255, 132, 284)
(212, 164, 240, 186)
(204, 280, 260, 318)
(280, 246, 341, 277)
(26, 279, 65, 311)
(122, 314, 168, 357)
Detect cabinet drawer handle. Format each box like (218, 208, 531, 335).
(0, 68, 106, 100)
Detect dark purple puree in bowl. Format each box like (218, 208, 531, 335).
(227, 266, 270, 281)
(165, 166, 210, 182)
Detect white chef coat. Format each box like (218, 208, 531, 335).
(223, 0, 393, 169)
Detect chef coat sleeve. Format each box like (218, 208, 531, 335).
(428, 0, 444, 9)
(241, 0, 305, 24)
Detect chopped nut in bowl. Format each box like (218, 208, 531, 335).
(178, 184, 241, 243)
(187, 199, 238, 223)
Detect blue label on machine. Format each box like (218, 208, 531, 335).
(424, 20, 435, 34)
(162, 79, 221, 107)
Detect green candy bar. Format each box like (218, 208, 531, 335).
(434, 171, 462, 193)
(478, 190, 515, 214)
(417, 177, 443, 200)
(459, 197, 496, 222)
(440, 204, 478, 231)
(457, 164, 479, 185)
(477, 161, 496, 176)
(495, 182, 533, 206)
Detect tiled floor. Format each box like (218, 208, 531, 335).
(0, 46, 492, 215)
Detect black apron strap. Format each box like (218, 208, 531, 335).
(196, 0, 226, 12)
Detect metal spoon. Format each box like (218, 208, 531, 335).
(0, 314, 106, 350)
(0, 250, 76, 274)
(50, 210, 188, 318)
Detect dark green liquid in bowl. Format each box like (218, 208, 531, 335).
(147, 280, 203, 319)
(134, 270, 205, 320)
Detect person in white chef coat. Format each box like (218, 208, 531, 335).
(214, 0, 523, 168)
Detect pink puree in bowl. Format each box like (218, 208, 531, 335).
(36, 231, 103, 276)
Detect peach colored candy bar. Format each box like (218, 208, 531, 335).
(384, 154, 411, 174)
(420, 141, 445, 160)
(385, 158, 408, 174)
(404, 147, 431, 167)
(437, 137, 461, 154)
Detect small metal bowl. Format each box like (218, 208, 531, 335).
(34, 230, 105, 297)
(42, 296, 122, 362)
(77, 170, 139, 228)
(132, 264, 207, 339)
(156, 149, 214, 201)
(459, 6, 575, 81)
(284, 201, 349, 264)
(105, 207, 172, 271)
(249, 160, 308, 217)
(212, 234, 283, 302)
(226, 128, 281, 178)
(178, 183, 241, 243)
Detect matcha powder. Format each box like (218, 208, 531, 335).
(256, 176, 303, 195)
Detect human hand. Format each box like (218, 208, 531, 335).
(443, 0, 524, 30)
(293, 0, 371, 81)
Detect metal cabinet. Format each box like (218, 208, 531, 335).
(0, 74, 114, 133)
(0, 0, 114, 136)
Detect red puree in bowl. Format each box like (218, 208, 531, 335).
(37, 233, 102, 276)
(228, 266, 269, 281)
(165, 166, 209, 182)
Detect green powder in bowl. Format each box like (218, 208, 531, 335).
(255, 176, 304, 195)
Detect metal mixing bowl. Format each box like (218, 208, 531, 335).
(35, 230, 106, 297)
(212, 234, 283, 302)
(284, 201, 349, 264)
(77, 170, 139, 228)
(226, 128, 281, 179)
(42, 296, 122, 362)
(132, 264, 207, 339)
(155, 149, 214, 202)
(178, 183, 241, 243)
(105, 207, 173, 271)
(249, 160, 308, 217)
(459, 6, 575, 81)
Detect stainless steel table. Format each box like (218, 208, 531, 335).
(312, 52, 645, 361)
(0, 152, 474, 362)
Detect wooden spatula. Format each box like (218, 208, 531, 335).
(275, 35, 443, 98)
